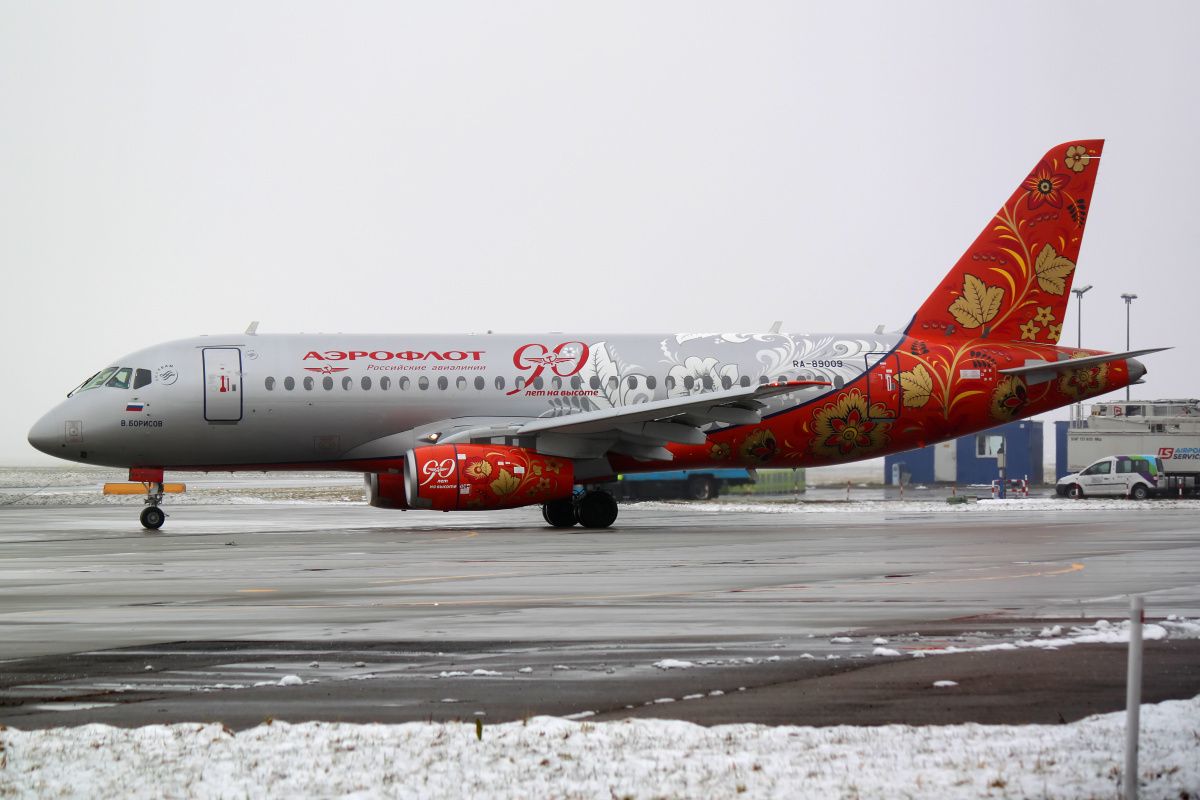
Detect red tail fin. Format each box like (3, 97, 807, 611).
(908, 140, 1104, 344)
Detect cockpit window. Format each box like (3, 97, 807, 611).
(133, 369, 152, 389)
(79, 368, 119, 392)
(105, 367, 134, 389)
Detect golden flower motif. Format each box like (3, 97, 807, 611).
(1034, 306, 1056, 325)
(709, 442, 731, 461)
(542, 458, 562, 474)
(1022, 160, 1071, 209)
(1058, 360, 1109, 401)
(1047, 323, 1062, 342)
(1019, 320, 1042, 341)
(989, 375, 1029, 421)
(463, 458, 493, 483)
(1064, 145, 1091, 173)
(808, 390, 890, 460)
(738, 429, 778, 464)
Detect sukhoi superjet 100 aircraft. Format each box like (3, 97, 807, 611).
(29, 140, 1163, 530)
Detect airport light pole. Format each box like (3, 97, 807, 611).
(1072, 284, 1093, 348)
(1122, 293, 1138, 401)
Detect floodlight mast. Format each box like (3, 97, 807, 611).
(1121, 293, 1138, 400)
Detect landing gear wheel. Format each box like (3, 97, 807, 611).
(1130, 484, 1149, 501)
(575, 491, 618, 529)
(688, 477, 716, 500)
(1067, 484, 1084, 500)
(140, 506, 166, 530)
(541, 498, 578, 528)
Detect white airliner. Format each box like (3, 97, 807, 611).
(28, 140, 1160, 530)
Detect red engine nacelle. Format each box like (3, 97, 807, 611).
(403, 444, 574, 511)
(365, 472, 411, 509)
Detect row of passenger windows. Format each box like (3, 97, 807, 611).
(263, 373, 776, 393)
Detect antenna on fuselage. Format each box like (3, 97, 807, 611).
(245, 321, 260, 336)
(768, 321, 782, 333)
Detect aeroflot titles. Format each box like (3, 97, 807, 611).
(303, 351, 487, 362)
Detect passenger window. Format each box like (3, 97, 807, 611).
(740, 376, 751, 388)
(323, 376, 334, 390)
(571, 376, 582, 390)
(590, 376, 600, 390)
(702, 376, 713, 390)
(475, 376, 485, 390)
(265, 377, 276, 391)
(758, 376, 769, 385)
(646, 376, 656, 390)
(437, 376, 448, 390)
(665, 376, 675, 390)
(380, 376, 390, 390)
(533, 376, 544, 390)
(134, 369, 152, 389)
(304, 376, 314, 390)
(457, 376, 467, 390)
(683, 376, 695, 390)
(399, 377, 410, 390)
(284, 377, 295, 391)
(516, 377, 526, 390)
(495, 376, 505, 390)
(607, 376, 617, 391)
(552, 376, 562, 390)
(722, 376, 732, 390)
(106, 367, 133, 389)
(1117, 460, 1132, 474)
(361, 376, 372, 390)
(1131, 458, 1149, 473)
(627, 376, 638, 390)
(1084, 462, 1110, 475)
(418, 376, 429, 390)
(342, 376, 352, 390)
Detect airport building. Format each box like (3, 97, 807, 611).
(884, 420, 1043, 487)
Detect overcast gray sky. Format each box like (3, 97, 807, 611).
(3, 1, 1197, 465)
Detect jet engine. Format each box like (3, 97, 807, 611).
(399, 444, 574, 511)
(365, 472, 411, 509)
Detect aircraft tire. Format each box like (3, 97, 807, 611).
(1067, 484, 1084, 500)
(541, 498, 577, 528)
(688, 477, 715, 501)
(575, 492, 618, 529)
(140, 506, 166, 530)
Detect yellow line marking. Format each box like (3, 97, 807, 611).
(369, 572, 519, 585)
(842, 562, 1084, 588)
(409, 531, 481, 543)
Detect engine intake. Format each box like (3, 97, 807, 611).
(404, 444, 574, 511)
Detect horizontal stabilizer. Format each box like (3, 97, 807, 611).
(998, 347, 1169, 385)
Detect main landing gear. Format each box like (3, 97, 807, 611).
(140, 483, 167, 530)
(541, 490, 618, 530)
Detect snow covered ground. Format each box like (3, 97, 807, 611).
(2, 697, 1197, 799)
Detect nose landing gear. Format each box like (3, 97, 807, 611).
(140, 483, 167, 530)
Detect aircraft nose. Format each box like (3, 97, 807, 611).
(27, 412, 64, 457)
(1127, 357, 1147, 385)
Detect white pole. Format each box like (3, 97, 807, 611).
(1124, 595, 1144, 800)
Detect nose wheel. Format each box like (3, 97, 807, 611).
(140, 482, 167, 530)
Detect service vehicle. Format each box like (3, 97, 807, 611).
(1066, 399, 1200, 496)
(1056, 454, 1165, 499)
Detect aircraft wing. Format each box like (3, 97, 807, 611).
(998, 347, 1168, 385)
(438, 380, 830, 462)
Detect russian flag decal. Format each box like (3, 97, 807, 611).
(126, 402, 145, 412)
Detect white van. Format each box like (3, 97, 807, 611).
(1056, 454, 1166, 500)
